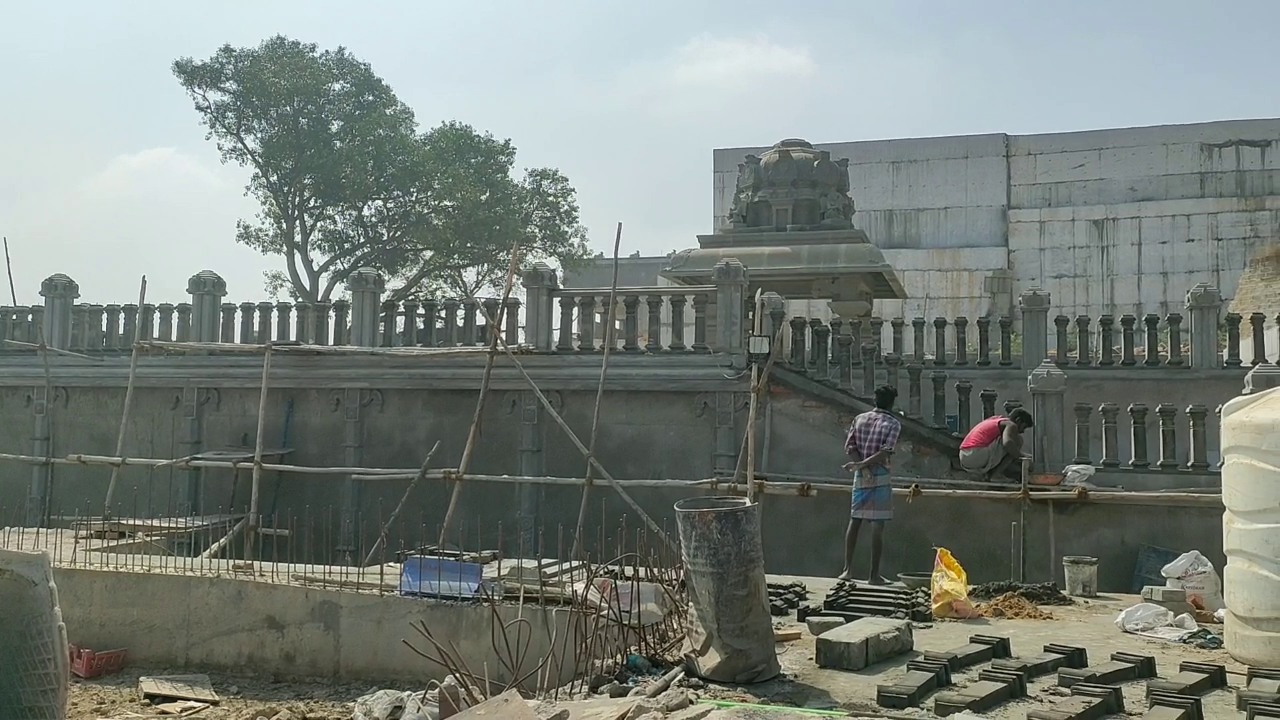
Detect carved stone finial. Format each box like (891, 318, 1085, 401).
(1027, 360, 1067, 393)
(40, 273, 80, 300)
(722, 139, 855, 233)
(1018, 288, 1051, 310)
(345, 267, 385, 293)
(187, 270, 227, 296)
(711, 258, 749, 284)
(521, 262, 559, 289)
(1185, 282, 1222, 308)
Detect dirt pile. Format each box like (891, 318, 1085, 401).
(969, 581, 1072, 606)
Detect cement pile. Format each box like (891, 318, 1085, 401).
(0, 547, 70, 719)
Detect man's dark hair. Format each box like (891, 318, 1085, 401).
(1010, 408, 1034, 428)
(873, 384, 898, 410)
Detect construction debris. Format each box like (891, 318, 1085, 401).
(969, 580, 1073, 606)
(977, 592, 1055, 620)
(138, 675, 220, 705)
(766, 581, 809, 616)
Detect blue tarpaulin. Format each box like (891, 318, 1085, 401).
(399, 556, 484, 599)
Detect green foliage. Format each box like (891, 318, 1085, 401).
(174, 36, 588, 302)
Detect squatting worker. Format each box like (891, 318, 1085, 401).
(958, 408, 1035, 481)
(838, 384, 901, 585)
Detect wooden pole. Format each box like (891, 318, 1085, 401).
(244, 344, 273, 560)
(200, 518, 246, 560)
(746, 288, 763, 503)
(2, 236, 17, 306)
(438, 240, 523, 546)
(475, 303, 674, 550)
(102, 275, 146, 519)
(363, 440, 441, 566)
(572, 222, 622, 558)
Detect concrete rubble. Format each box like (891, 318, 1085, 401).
(814, 617, 914, 671)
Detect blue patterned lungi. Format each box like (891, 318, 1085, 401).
(850, 465, 892, 521)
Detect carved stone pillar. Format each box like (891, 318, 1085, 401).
(712, 258, 748, 356)
(1143, 314, 1161, 366)
(976, 316, 991, 366)
(1156, 404, 1179, 469)
(1099, 403, 1120, 468)
(346, 268, 384, 347)
(861, 343, 876, 396)
(1120, 314, 1137, 366)
(1098, 315, 1115, 366)
(1054, 315, 1070, 367)
(929, 370, 947, 429)
(1166, 313, 1184, 367)
(1187, 404, 1209, 471)
(998, 316, 1014, 367)
(1224, 313, 1243, 368)
(1129, 404, 1150, 468)
(979, 388, 997, 419)
(1074, 316, 1091, 366)
(39, 273, 79, 349)
(911, 317, 926, 364)
(1027, 361, 1067, 474)
(1072, 402, 1093, 464)
(907, 364, 923, 419)
(1185, 283, 1222, 368)
(932, 317, 948, 366)
(1019, 289, 1051, 370)
(955, 380, 972, 434)
(188, 270, 226, 343)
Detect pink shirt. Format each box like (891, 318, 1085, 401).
(961, 416, 1006, 450)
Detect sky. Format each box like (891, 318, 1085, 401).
(1, 0, 1278, 306)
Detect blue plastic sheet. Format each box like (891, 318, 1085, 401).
(398, 556, 483, 599)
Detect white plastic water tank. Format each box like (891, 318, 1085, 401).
(1222, 385, 1280, 666)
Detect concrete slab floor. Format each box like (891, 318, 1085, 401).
(704, 576, 1242, 719)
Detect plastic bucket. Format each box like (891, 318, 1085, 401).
(675, 496, 779, 684)
(1062, 555, 1099, 598)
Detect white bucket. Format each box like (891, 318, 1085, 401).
(1062, 555, 1099, 598)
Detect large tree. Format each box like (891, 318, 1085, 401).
(173, 35, 588, 302)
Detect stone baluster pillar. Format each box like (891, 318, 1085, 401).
(122, 304, 138, 346)
(219, 303, 236, 343)
(1120, 314, 1137, 365)
(979, 389, 997, 418)
(789, 316, 808, 369)
(275, 302, 292, 342)
(953, 317, 969, 366)
(294, 301, 313, 344)
(861, 343, 876, 395)
(806, 318, 822, 367)
(1186, 404, 1209, 470)
(137, 303, 153, 340)
(1143, 314, 1161, 366)
(481, 298, 501, 344)
(419, 298, 437, 347)
(691, 294, 709, 352)
(1156, 404, 1179, 469)
(1249, 313, 1267, 365)
(103, 304, 122, 350)
(976, 316, 991, 366)
(885, 353, 901, 397)
(907, 364, 923, 419)
(575, 296, 596, 351)
(238, 302, 256, 344)
(712, 258, 748, 356)
(1054, 315, 1071, 367)
(932, 317, 948, 366)
(314, 300, 332, 345)
(1072, 402, 1093, 464)
(556, 296, 576, 352)
(174, 304, 190, 342)
(1185, 283, 1222, 368)
(381, 300, 399, 347)
(645, 296, 663, 353)
(439, 298, 458, 346)
(39, 273, 79, 349)
(461, 298, 479, 346)
(71, 305, 88, 350)
(158, 303, 175, 341)
(835, 334, 853, 387)
(1004, 400, 1023, 415)
(256, 302, 274, 343)
(1019, 288, 1051, 370)
(1028, 361, 1067, 474)
(1098, 315, 1115, 365)
(1129, 404, 1150, 468)
(522, 262, 558, 352)
(814, 322, 833, 379)
(345, 267, 384, 347)
(998, 316, 1014, 366)
(1224, 313, 1243, 368)
(929, 370, 947, 429)
(623, 295, 641, 352)
(1098, 403, 1120, 468)
(955, 380, 972, 433)
(849, 319, 863, 368)
(504, 298, 521, 346)
(1165, 313, 1184, 367)
(911, 317, 926, 364)
(187, 270, 226, 343)
(1075, 316, 1092, 366)
(766, 296, 786, 345)
(890, 318, 905, 357)
(331, 299, 349, 345)
(400, 300, 419, 346)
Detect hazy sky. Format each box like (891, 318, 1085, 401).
(1, 0, 1277, 305)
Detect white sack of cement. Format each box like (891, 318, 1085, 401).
(353, 689, 438, 720)
(1115, 602, 1199, 642)
(1161, 550, 1225, 611)
(569, 579, 671, 627)
(0, 547, 70, 720)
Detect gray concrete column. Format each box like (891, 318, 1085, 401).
(176, 386, 205, 517)
(1185, 282, 1223, 368)
(39, 273, 79, 349)
(332, 388, 380, 562)
(521, 262, 559, 351)
(1018, 288, 1051, 370)
(187, 270, 227, 342)
(345, 268, 384, 347)
(516, 390, 544, 553)
(1027, 360, 1067, 473)
(712, 258, 748, 355)
(26, 384, 53, 526)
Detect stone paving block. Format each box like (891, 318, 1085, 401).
(804, 616, 846, 636)
(923, 634, 1012, 672)
(1027, 683, 1124, 720)
(1059, 651, 1157, 688)
(1238, 667, 1280, 711)
(814, 616, 913, 671)
(933, 667, 1027, 716)
(1142, 585, 1186, 603)
(1146, 691, 1204, 720)
(1145, 661, 1227, 700)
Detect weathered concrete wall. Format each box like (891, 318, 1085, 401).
(53, 567, 604, 685)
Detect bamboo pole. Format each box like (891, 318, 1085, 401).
(3, 339, 103, 361)
(102, 275, 146, 519)
(475, 303, 675, 550)
(439, 240, 523, 546)
(746, 288, 763, 503)
(200, 517, 246, 559)
(244, 344, 273, 560)
(363, 440, 441, 566)
(573, 222, 622, 558)
(0, 451, 456, 476)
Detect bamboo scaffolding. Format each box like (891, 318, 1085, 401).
(363, 440, 442, 566)
(474, 303, 675, 550)
(745, 288, 763, 503)
(135, 340, 492, 357)
(244, 344, 273, 559)
(439, 239, 523, 546)
(3, 339, 103, 361)
(0, 451, 455, 475)
(102, 275, 146, 519)
(573, 221, 622, 558)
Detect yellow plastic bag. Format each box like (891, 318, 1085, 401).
(931, 547, 978, 619)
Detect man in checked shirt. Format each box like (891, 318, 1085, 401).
(838, 384, 901, 584)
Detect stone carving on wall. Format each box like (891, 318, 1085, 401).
(329, 388, 385, 415)
(724, 139, 856, 232)
(502, 390, 562, 415)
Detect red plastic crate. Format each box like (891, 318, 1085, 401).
(69, 645, 127, 679)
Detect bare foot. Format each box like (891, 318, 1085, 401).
(866, 576, 889, 586)
(836, 571, 856, 582)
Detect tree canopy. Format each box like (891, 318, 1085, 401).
(173, 35, 589, 302)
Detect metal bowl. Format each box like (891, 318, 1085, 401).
(898, 572, 931, 590)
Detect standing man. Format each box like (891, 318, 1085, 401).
(959, 408, 1035, 481)
(839, 385, 901, 584)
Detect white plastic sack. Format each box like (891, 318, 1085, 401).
(1161, 550, 1225, 611)
(1116, 602, 1199, 642)
(1061, 464, 1097, 488)
(353, 689, 438, 720)
(570, 579, 670, 627)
